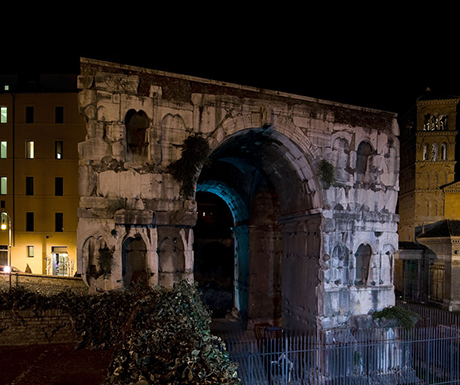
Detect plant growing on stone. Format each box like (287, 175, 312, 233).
(318, 159, 336, 189)
(372, 305, 421, 329)
(168, 133, 211, 198)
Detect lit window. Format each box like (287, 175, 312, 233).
(55, 141, 63, 159)
(4, 85, 9, 91)
(27, 246, 34, 258)
(0, 107, 6, 123)
(0, 177, 6, 195)
(26, 141, 34, 159)
(0, 141, 6, 158)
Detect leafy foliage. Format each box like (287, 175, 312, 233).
(372, 305, 421, 329)
(0, 281, 241, 384)
(167, 133, 211, 198)
(318, 159, 336, 189)
(105, 280, 240, 384)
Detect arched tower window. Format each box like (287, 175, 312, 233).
(423, 144, 429, 160)
(424, 114, 431, 131)
(431, 143, 438, 161)
(440, 115, 448, 130)
(441, 143, 447, 160)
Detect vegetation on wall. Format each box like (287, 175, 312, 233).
(0, 281, 241, 385)
(318, 159, 336, 189)
(168, 133, 211, 198)
(372, 305, 421, 329)
(97, 247, 116, 279)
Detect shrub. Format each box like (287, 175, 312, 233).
(104, 280, 241, 384)
(0, 281, 241, 384)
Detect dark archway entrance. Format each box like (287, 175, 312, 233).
(194, 192, 234, 317)
(196, 128, 320, 329)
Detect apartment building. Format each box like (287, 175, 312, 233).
(0, 74, 86, 275)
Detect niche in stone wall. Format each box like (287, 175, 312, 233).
(355, 244, 371, 286)
(332, 137, 349, 182)
(85, 236, 109, 280)
(158, 236, 185, 287)
(331, 244, 349, 286)
(122, 235, 148, 287)
(356, 141, 373, 183)
(125, 109, 149, 162)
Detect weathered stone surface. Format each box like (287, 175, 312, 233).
(76, 58, 399, 331)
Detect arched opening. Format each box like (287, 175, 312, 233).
(194, 192, 234, 317)
(356, 141, 373, 183)
(355, 244, 372, 286)
(196, 127, 322, 330)
(122, 235, 148, 287)
(125, 109, 149, 162)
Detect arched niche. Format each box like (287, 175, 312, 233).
(356, 141, 373, 183)
(122, 235, 148, 287)
(158, 235, 185, 287)
(125, 109, 149, 161)
(355, 244, 372, 286)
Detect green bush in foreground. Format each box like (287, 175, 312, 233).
(104, 281, 240, 385)
(0, 281, 241, 384)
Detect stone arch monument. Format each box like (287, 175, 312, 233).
(77, 58, 399, 331)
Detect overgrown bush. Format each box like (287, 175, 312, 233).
(0, 281, 241, 384)
(105, 280, 240, 384)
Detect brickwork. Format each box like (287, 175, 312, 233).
(0, 309, 76, 346)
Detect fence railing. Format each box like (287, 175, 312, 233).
(399, 301, 460, 328)
(223, 326, 460, 385)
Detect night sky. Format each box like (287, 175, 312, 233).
(3, 9, 459, 116)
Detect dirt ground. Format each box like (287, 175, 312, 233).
(0, 343, 114, 385)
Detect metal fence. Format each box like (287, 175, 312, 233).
(224, 326, 460, 384)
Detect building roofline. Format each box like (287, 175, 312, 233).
(80, 57, 398, 118)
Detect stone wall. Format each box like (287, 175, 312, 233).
(76, 58, 400, 331)
(0, 309, 75, 346)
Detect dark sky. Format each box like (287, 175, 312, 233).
(3, 9, 459, 115)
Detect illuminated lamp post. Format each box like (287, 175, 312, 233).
(1, 211, 12, 288)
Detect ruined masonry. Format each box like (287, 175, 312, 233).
(77, 58, 399, 332)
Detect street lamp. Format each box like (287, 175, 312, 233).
(1, 211, 12, 286)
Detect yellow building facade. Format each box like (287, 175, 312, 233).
(0, 74, 86, 276)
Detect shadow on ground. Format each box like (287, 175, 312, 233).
(0, 344, 114, 385)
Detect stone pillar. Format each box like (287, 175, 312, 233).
(279, 213, 323, 332)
